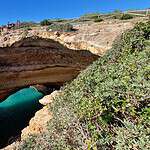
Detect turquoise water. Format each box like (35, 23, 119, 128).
(0, 87, 44, 148)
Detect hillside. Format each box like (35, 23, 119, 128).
(7, 21, 150, 150)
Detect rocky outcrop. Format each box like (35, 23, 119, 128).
(21, 105, 52, 139)
(0, 18, 142, 55)
(0, 37, 98, 99)
(21, 90, 61, 139)
(39, 90, 61, 105)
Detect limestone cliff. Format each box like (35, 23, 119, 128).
(0, 37, 98, 99)
(0, 18, 143, 55)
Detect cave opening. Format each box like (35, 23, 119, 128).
(0, 84, 61, 149)
(0, 35, 99, 149)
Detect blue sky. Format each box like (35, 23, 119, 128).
(0, 0, 150, 25)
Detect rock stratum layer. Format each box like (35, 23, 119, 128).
(0, 18, 144, 55)
(0, 37, 98, 99)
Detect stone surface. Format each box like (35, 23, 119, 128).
(21, 105, 52, 139)
(2, 142, 20, 150)
(39, 90, 61, 105)
(0, 37, 98, 99)
(0, 18, 145, 55)
(21, 90, 60, 140)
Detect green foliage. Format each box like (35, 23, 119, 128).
(114, 121, 150, 150)
(79, 13, 104, 22)
(18, 22, 150, 149)
(47, 23, 74, 32)
(81, 13, 101, 20)
(23, 27, 32, 31)
(120, 14, 134, 20)
(40, 19, 52, 26)
(94, 18, 103, 23)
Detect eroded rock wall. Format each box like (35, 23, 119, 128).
(0, 18, 142, 55)
(0, 37, 99, 99)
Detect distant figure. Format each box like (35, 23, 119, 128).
(0, 85, 47, 148)
(16, 20, 21, 27)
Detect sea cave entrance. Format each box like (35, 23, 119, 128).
(0, 84, 61, 148)
(0, 36, 99, 148)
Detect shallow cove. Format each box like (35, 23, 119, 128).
(0, 87, 44, 148)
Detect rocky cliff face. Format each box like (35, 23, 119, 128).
(1, 18, 146, 149)
(0, 37, 98, 99)
(0, 18, 141, 55)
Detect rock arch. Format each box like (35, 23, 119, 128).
(0, 37, 99, 99)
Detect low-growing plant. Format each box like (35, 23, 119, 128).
(18, 21, 150, 150)
(81, 13, 101, 20)
(47, 23, 74, 32)
(120, 13, 134, 20)
(40, 19, 52, 26)
(94, 18, 103, 22)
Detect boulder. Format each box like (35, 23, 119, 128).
(39, 90, 61, 105)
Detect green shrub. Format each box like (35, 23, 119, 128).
(113, 10, 122, 14)
(112, 14, 122, 19)
(120, 13, 134, 20)
(94, 18, 103, 22)
(114, 120, 150, 150)
(18, 22, 150, 150)
(52, 19, 67, 23)
(79, 13, 104, 22)
(40, 19, 52, 26)
(81, 13, 101, 20)
(47, 23, 74, 32)
(23, 27, 32, 31)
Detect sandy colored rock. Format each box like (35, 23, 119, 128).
(0, 18, 146, 55)
(21, 105, 52, 139)
(39, 90, 61, 105)
(0, 37, 98, 98)
(2, 142, 20, 150)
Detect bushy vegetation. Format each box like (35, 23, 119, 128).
(81, 13, 102, 20)
(111, 11, 134, 20)
(79, 13, 104, 23)
(120, 14, 134, 20)
(94, 18, 103, 23)
(50, 19, 68, 23)
(18, 21, 150, 150)
(47, 23, 74, 32)
(40, 19, 52, 26)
